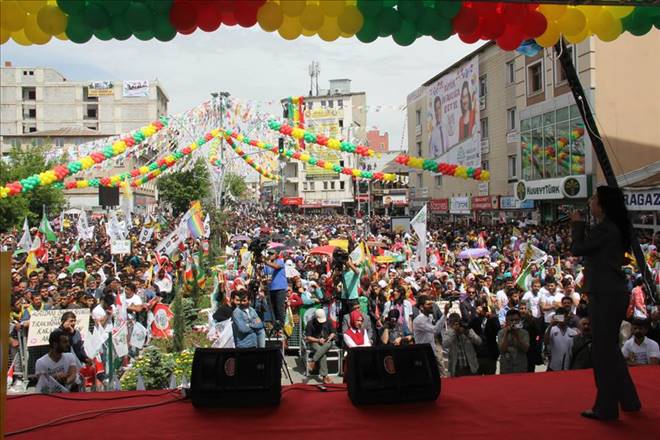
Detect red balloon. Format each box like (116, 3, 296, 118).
(479, 15, 505, 39)
(522, 10, 547, 39)
(234, 0, 261, 28)
(169, 1, 198, 32)
(216, 0, 235, 13)
(198, 2, 222, 32)
(221, 11, 238, 26)
(503, 4, 528, 27)
(453, 7, 479, 35)
(179, 25, 197, 35)
(459, 29, 481, 44)
(471, 1, 497, 16)
(496, 27, 524, 51)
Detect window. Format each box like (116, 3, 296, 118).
(435, 175, 443, 187)
(339, 119, 344, 128)
(508, 155, 517, 179)
(555, 44, 576, 84)
(417, 174, 423, 187)
(23, 70, 34, 76)
(308, 181, 315, 191)
(303, 182, 308, 191)
(507, 107, 517, 131)
(337, 99, 343, 108)
(339, 160, 345, 167)
(416, 141, 422, 156)
(320, 100, 326, 108)
(380, 143, 384, 149)
(23, 106, 36, 119)
(22, 124, 37, 133)
(506, 61, 515, 85)
(86, 104, 98, 119)
(527, 60, 544, 95)
(328, 100, 334, 108)
(86, 125, 97, 131)
(482, 160, 489, 171)
(415, 109, 421, 127)
(82, 87, 98, 102)
(480, 117, 488, 139)
(22, 87, 36, 100)
(323, 181, 328, 190)
(339, 181, 345, 190)
(307, 101, 314, 109)
(330, 181, 335, 190)
(479, 75, 487, 97)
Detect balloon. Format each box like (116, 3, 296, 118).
(392, 19, 416, 46)
(84, 2, 111, 30)
(479, 15, 505, 40)
(416, 9, 438, 36)
(0, 1, 26, 32)
(148, 0, 173, 15)
(436, 0, 462, 20)
(66, 13, 93, 43)
(300, 5, 324, 31)
(169, 0, 197, 31)
(578, 6, 602, 25)
(502, 4, 528, 27)
(321, 0, 344, 17)
(24, 15, 51, 44)
(1, 28, 10, 44)
(257, 1, 283, 32)
(234, 1, 259, 28)
(558, 7, 586, 36)
(358, 0, 382, 18)
(11, 30, 32, 46)
(197, 3, 222, 32)
(134, 29, 154, 41)
(151, 15, 176, 41)
(301, 27, 316, 37)
(110, 15, 132, 40)
(278, 15, 302, 40)
(56, 0, 85, 15)
(431, 18, 452, 41)
(318, 17, 340, 42)
(535, 21, 559, 48)
(125, 2, 152, 32)
(623, 10, 653, 36)
(496, 27, 523, 51)
(589, 9, 616, 36)
(397, 0, 420, 21)
(93, 27, 113, 41)
(607, 6, 634, 20)
(538, 4, 566, 22)
(18, 0, 45, 14)
(281, 0, 305, 18)
(54, 32, 68, 40)
(337, 5, 363, 35)
(356, 17, 378, 43)
(458, 29, 480, 44)
(377, 8, 401, 36)
(37, 5, 68, 35)
(452, 6, 478, 35)
(522, 11, 547, 39)
(564, 26, 589, 44)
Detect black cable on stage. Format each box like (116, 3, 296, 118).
(6, 388, 178, 401)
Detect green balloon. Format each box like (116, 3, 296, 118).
(431, 18, 452, 41)
(393, 20, 416, 46)
(356, 18, 379, 43)
(66, 14, 93, 44)
(125, 2, 153, 33)
(148, 0, 174, 15)
(84, 2, 111, 30)
(436, 0, 462, 19)
(378, 8, 401, 36)
(134, 29, 154, 41)
(103, 0, 130, 16)
(398, 0, 421, 22)
(110, 16, 132, 40)
(415, 9, 437, 35)
(623, 10, 653, 36)
(153, 16, 176, 42)
(94, 27, 114, 41)
(358, 0, 383, 18)
(57, 0, 85, 15)
(383, 0, 398, 7)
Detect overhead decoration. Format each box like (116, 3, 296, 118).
(284, 96, 305, 149)
(0, 118, 168, 198)
(224, 130, 398, 183)
(2, 1, 656, 48)
(267, 120, 377, 158)
(217, 136, 279, 181)
(394, 154, 489, 181)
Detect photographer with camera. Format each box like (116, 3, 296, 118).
(263, 248, 287, 329)
(497, 309, 530, 374)
(444, 312, 482, 377)
(380, 308, 413, 346)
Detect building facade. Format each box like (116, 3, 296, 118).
(279, 79, 367, 213)
(367, 129, 389, 153)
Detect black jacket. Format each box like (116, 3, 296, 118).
(59, 325, 89, 363)
(470, 315, 500, 360)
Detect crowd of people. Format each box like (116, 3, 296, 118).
(4, 203, 659, 393)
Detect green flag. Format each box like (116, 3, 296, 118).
(515, 263, 533, 291)
(39, 211, 58, 243)
(67, 258, 86, 274)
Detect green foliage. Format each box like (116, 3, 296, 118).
(171, 286, 185, 353)
(120, 348, 196, 391)
(224, 172, 247, 198)
(156, 158, 210, 216)
(0, 145, 66, 232)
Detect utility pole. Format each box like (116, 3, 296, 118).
(211, 91, 230, 209)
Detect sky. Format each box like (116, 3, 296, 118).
(0, 27, 481, 151)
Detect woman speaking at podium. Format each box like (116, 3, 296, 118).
(570, 186, 641, 421)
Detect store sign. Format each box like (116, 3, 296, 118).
(301, 203, 321, 209)
(321, 200, 342, 207)
(88, 80, 114, 97)
(514, 176, 587, 201)
(450, 197, 470, 214)
(384, 195, 408, 206)
(281, 197, 303, 206)
(355, 195, 370, 202)
(471, 196, 499, 210)
(624, 189, 660, 211)
(429, 198, 449, 213)
(500, 196, 534, 210)
(478, 182, 489, 196)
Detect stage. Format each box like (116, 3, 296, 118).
(5, 366, 658, 439)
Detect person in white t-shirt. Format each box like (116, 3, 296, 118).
(121, 282, 146, 321)
(522, 279, 543, 320)
(544, 307, 578, 371)
(622, 320, 660, 366)
(495, 278, 514, 312)
(35, 329, 80, 393)
(540, 276, 561, 324)
(92, 293, 115, 332)
(561, 277, 580, 314)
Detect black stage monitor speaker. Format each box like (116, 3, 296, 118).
(98, 186, 120, 207)
(190, 347, 281, 408)
(346, 344, 441, 405)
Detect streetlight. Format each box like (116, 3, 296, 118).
(211, 91, 230, 208)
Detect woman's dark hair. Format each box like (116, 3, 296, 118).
(460, 81, 472, 113)
(596, 186, 632, 250)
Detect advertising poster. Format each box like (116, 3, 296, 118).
(123, 80, 149, 97)
(427, 56, 481, 168)
(303, 107, 343, 180)
(88, 80, 114, 97)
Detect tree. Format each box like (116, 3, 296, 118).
(0, 144, 66, 232)
(156, 158, 210, 216)
(224, 172, 247, 198)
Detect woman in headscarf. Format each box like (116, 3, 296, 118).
(343, 310, 371, 348)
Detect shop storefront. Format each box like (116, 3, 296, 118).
(429, 198, 449, 223)
(471, 195, 499, 224)
(624, 188, 660, 235)
(499, 196, 535, 223)
(450, 197, 471, 224)
(514, 175, 590, 223)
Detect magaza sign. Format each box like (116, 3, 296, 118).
(471, 196, 499, 210)
(429, 198, 449, 213)
(624, 189, 660, 211)
(514, 176, 588, 201)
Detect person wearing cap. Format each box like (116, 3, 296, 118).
(304, 308, 336, 384)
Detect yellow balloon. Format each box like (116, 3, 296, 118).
(281, 0, 305, 17)
(1, 27, 10, 44)
(564, 27, 589, 44)
(301, 27, 316, 37)
(589, 9, 616, 37)
(337, 5, 363, 35)
(536, 22, 560, 48)
(577, 6, 602, 23)
(607, 6, 634, 19)
(0, 1, 27, 32)
(320, 0, 344, 17)
(18, 0, 46, 14)
(538, 4, 566, 22)
(278, 16, 302, 40)
(257, 1, 284, 32)
(37, 4, 67, 35)
(595, 14, 622, 42)
(24, 14, 51, 44)
(317, 16, 340, 41)
(558, 7, 586, 36)
(300, 4, 324, 31)
(54, 32, 67, 40)
(11, 29, 32, 46)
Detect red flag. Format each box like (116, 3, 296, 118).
(151, 303, 173, 339)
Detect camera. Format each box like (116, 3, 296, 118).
(332, 248, 349, 272)
(248, 236, 269, 265)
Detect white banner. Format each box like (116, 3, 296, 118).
(155, 229, 182, 256)
(450, 197, 470, 214)
(129, 321, 148, 349)
(427, 56, 481, 168)
(624, 189, 660, 211)
(112, 322, 129, 358)
(111, 239, 131, 255)
(139, 227, 154, 244)
(27, 309, 91, 347)
(122, 80, 149, 97)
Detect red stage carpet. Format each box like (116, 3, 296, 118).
(5, 366, 658, 440)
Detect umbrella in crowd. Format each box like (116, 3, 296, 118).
(458, 248, 491, 259)
(230, 234, 249, 242)
(309, 245, 335, 257)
